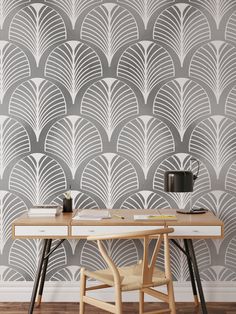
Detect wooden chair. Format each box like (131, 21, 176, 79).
(80, 227, 176, 314)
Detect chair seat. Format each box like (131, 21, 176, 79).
(84, 263, 169, 291)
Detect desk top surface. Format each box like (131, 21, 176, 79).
(13, 208, 223, 227)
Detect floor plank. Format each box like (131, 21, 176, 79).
(0, 302, 236, 314)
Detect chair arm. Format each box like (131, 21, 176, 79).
(86, 227, 174, 241)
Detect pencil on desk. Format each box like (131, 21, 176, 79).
(113, 214, 125, 219)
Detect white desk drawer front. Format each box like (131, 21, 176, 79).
(72, 225, 159, 236)
(171, 225, 221, 236)
(14, 226, 68, 236)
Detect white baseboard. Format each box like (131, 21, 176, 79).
(0, 281, 236, 302)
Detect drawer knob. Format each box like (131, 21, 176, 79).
(193, 230, 199, 233)
(88, 230, 95, 233)
(39, 229, 45, 233)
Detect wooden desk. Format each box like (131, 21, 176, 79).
(13, 208, 223, 239)
(12, 209, 223, 314)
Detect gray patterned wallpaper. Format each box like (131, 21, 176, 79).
(1, 0, 236, 284)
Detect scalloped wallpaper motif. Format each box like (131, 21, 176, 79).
(1, 0, 236, 283)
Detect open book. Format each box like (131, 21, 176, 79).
(73, 210, 111, 220)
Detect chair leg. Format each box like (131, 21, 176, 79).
(115, 283, 122, 314)
(139, 290, 144, 314)
(80, 268, 86, 314)
(167, 281, 176, 314)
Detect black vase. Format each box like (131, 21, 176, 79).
(63, 198, 73, 213)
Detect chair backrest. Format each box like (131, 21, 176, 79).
(86, 227, 174, 288)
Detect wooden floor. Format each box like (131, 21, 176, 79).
(1, 302, 236, 314)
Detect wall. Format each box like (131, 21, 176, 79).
(1, 0, 236, 300)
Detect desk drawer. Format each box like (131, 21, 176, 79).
(171, 225, 222, 237)
(14, 225, 68, 236)
(72, 225, 159, 236)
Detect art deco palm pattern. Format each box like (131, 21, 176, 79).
(1, 0, 236, 283)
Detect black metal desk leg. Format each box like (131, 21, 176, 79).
(184, 239, 199, 306)
(187, 239, 208, 314)
(28, 239, 49, 314)
(36, 239, 52, 307)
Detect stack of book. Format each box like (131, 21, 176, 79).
(28, 205, 62, 217)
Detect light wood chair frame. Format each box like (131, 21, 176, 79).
(80, 227, 176, 314)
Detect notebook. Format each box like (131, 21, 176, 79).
(134, 214, 177, 220)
